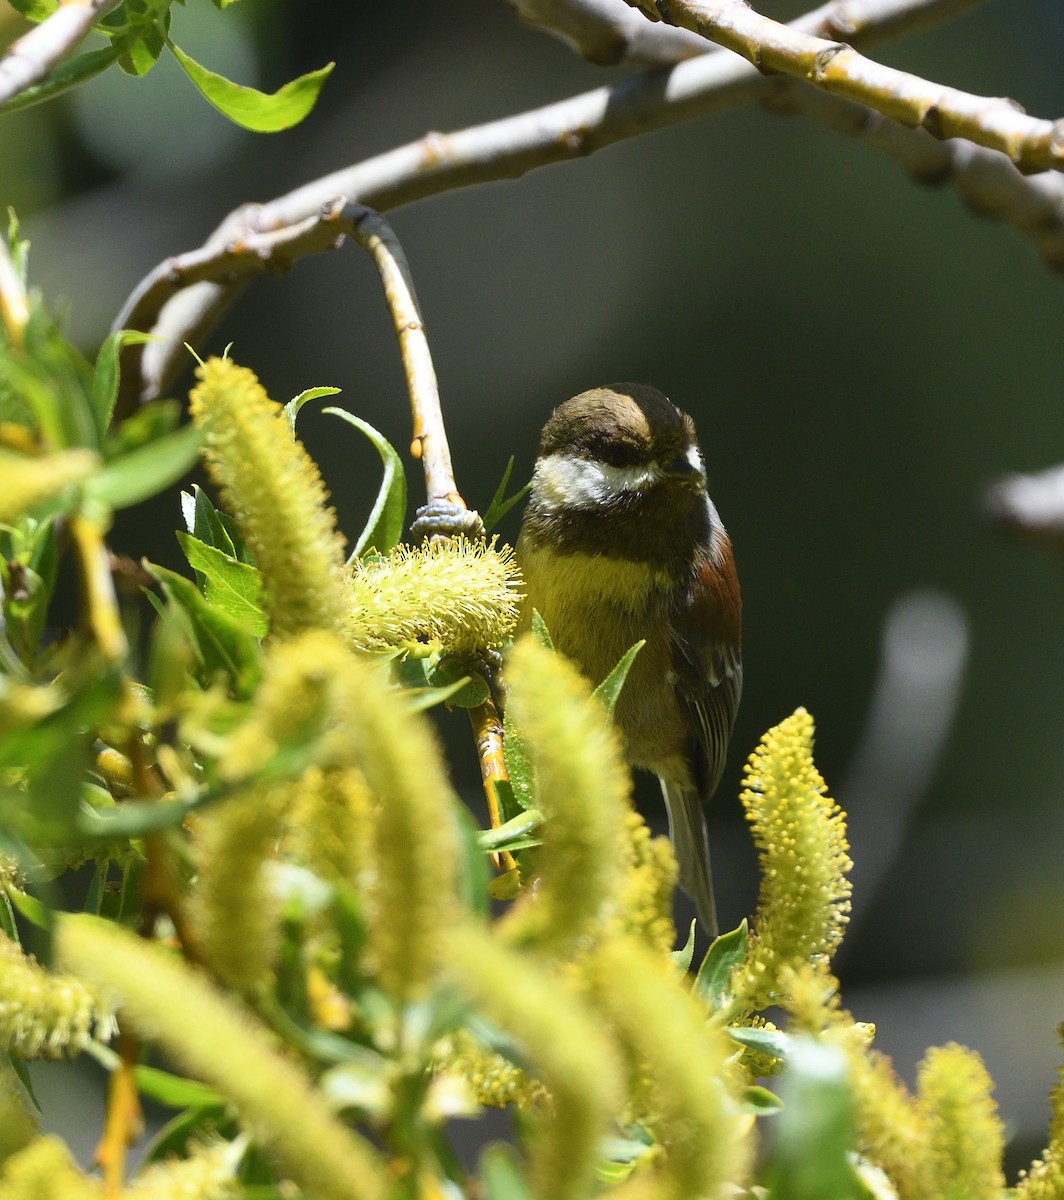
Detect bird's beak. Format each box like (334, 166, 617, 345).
(665, 453, 706, 490)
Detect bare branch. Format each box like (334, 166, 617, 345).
(505, 0, 708, 64)
(0, 0, 120, 108)
(511, 0, 989, 65)
(624, 0, 1064, 173)
(113, 0, 1064, 409)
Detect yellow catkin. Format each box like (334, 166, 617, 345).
(0, 448, 99, 524)
(0, 932, 113, 1059)
(587, 938, 747, 1200)
(436, 1029, 548, 1112)
(125, 1140, 238, 1199)
(846, 1042, 933, 1200)
(734, 708, 852, 1012)
(188, 358, 350, 639)
(284, 764, 376, 891)
(1016, 1027, 1064, 1200)
(186, 781, 287, 993)
(54, 915, 388, 1200)
(445, 923, 621, 1200)
(328, 649, 460, 1002)
(500, 637, 631, 953)
(917, 1043, 1005, 1200)
(348, 537, 523, 655)
(0, 1136, 102, 1200)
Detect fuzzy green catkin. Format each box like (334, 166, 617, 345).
(349, 537, 522, 654)
(0, 931, 113, 1059)
(846, 1042, 933, 1200)
(186, 782, 287, 993)
(187, 358, 350, 639)
(446, 923, 621, 1200)
(330, 648, 460, 1001)
(284, 765, 375, 890)
(54, 915, 388, 1200)
(588, 938, 747, 1200)
(0, 1136, 102, 1200)
(734, 707, 852, 1012)
(500, 636, 631, 953)
(0, 448, 99, 524)
(917, 1043, 1005, 1200)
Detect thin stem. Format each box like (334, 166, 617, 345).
(468, 698, 519, 873)
(344, 203, 463, 509)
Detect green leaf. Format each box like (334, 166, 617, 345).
(693, 918, 748, 1011)
(321, 408, 407, 560)
(670, 920, 697, 975)
(4, 0, 56, 22)
(133, 1066, 226, 1109)
(7, 889, 51, 931)
(283, 386, 341, 430)
(529, 609, 553, 649)
(104, 399, 181, 459)
(144, 560, 261, 697)
(482, 457, 531, 533)
(175, 531, 266, 637)
(455, 803, 490, 918)
(0, 47, 123, 115)
(480, 1144, 535, 1200)
(593, 640, 644, 718)
(744, 1085, 785, 1115)
(426, 657, 489, 709)
(91, 330, 157, 436)
(168, 41, 334, 132)
(501, 706, 534, 815)
(142, 1104, 232, 1165)
(729, 1025, 791, 1062)
(763, 1039, 862, 1200)
(181, 484, 247, 562)
(477, 809, 543, 853)
(84, 422, 202, 512)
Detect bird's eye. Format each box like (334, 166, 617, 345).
(600, 443, 639, 468)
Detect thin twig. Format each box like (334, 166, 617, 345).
(344, 202, 463, 509)
(0, 0, 121, 108)
(624, 0, 1064, 172)
(469, 698, 519, 873)
(112, 0, 1064, 409)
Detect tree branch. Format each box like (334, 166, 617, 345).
(112, 0, 1064, 409)
(0, 0, 120, 108)
(510, 0, 989, 65)
(624, 0, 1064, 173)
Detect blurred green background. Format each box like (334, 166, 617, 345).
(3, 0, 1064, 1174)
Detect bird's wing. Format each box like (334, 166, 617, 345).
(669, 544, 743, 802)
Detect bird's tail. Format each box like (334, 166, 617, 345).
(661, 778, 718, 937)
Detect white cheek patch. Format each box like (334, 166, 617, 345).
(686, 443, 707, 482)
(533, 453, 664, 511)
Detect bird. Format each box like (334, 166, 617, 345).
(516, 383, 742, 935)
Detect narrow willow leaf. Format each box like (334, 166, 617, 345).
(529, 609, 553, 649)
(744, 1085, 785, 1115)
(477, 809, 543, 853)
(84, 422, 202, 511)
(90, 329, 155, 435)
(284, 386, 341, 430)
(728, 1025, 791, 1061)
(169, 41, 334, 132)
(322, 408, 407, 560)
(501, 706, 534, 815)
(176, 531, 267, 637)
(482, 457, 531, 533)
(693, 918, 749, 1011)
(4, 0, 55, 21)
(133, 1066, 227, 1109)
(592, 640, 644, 717)
(0, 46, 122, 114)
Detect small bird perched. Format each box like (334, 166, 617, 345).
(517, 384, 742, 935)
